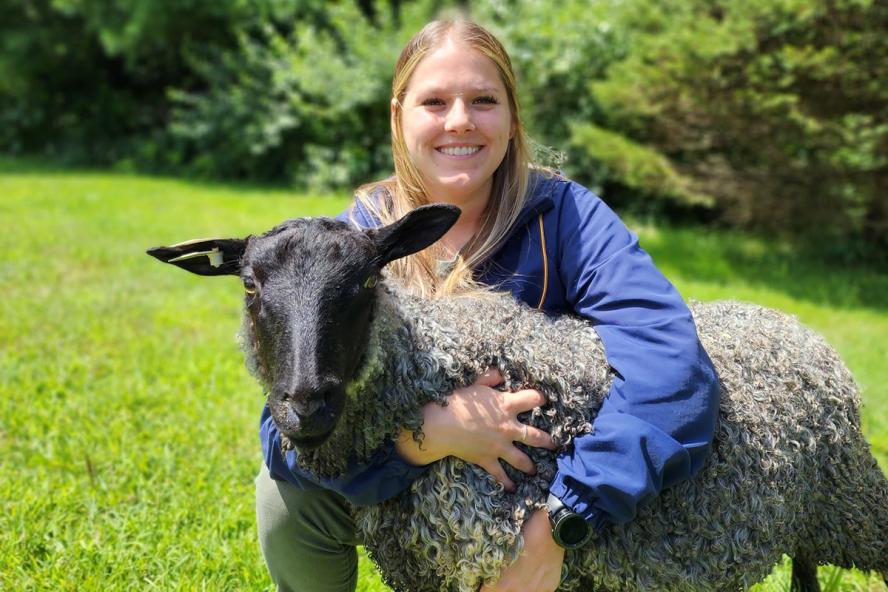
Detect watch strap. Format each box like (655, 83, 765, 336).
(546, 493, 593, 549)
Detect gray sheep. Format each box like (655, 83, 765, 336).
(148, 205, 888, 592)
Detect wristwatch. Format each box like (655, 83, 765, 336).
(546, 493, 593, 549)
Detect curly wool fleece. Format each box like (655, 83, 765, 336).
(249, 286, 888, 592)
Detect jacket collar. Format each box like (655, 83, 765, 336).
(497, 171, 557, 247)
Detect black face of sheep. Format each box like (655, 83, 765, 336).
(147, 205, 461, 449)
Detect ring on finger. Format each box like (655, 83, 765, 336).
(521, 424, 528, 444)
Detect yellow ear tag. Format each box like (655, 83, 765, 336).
(207, 248, 224, 268)
(168, 247, 224, 267)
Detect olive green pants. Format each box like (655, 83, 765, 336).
(255, 463, 360, 592)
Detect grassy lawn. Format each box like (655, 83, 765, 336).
(1, 160, 885, 591)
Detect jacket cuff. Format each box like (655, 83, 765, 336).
(327, 437, 432, 506)
(376, 437, 433, 480)
(549, 472, 609, 533)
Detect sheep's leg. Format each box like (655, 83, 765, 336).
(790, 557, 820, 592)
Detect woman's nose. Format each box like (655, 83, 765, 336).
(444, 99, 475, 133)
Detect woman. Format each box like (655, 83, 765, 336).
(256, 20, 720, 592)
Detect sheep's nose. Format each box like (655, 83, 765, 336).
(270, 383, 343, 446)
(282, 406, 320, 438)
(282, 382, 339, 416)
(275, 399, 328, 441)
(285, 393, 325, 418)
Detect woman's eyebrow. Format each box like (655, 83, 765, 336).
(414, 86, 502, 96)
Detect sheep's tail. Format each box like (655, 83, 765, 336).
(841, 445, 888, 576)
(805, 433, 888, 579)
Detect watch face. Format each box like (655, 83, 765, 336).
(558, 513, 590, 547)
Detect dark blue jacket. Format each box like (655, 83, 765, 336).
(260, 172, 720, 530)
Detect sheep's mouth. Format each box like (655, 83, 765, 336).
(286, 429, 335, 450)
(273, 407, 341, 451)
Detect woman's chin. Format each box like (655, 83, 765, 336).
(426, 174, 491, 203)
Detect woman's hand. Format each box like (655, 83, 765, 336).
(480, 508, 565, 592)
(395, 368, 555, 490)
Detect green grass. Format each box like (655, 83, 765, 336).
(1, 160, 885, 591)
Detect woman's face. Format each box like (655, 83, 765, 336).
(394, 40, 515, 208)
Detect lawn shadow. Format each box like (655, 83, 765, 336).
(639, 223, 888, 313)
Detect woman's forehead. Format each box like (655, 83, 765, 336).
(405, 44, 506, 94)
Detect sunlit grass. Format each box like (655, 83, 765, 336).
(1, 161, 884, 591)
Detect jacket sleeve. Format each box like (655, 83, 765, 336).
(547, 183, 721, 531)
(260, 404, 430, 506)
(258, 201, 430, 506)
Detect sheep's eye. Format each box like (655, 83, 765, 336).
(243, 277, 258, 295)
(363, 275, 378, 289)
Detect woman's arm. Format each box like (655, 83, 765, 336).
(481, 180, 718, 592)
(479, 508, 563, 592)
(548, 181, 721, 529)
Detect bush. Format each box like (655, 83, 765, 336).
(166, 1, 438, 187)
(0, 0, 249, 163)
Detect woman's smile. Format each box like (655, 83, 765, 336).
(435, 144, 484, 158)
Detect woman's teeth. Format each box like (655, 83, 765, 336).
(438, 146, 481, 156)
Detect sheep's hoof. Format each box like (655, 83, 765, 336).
(790, 556, 820, 592)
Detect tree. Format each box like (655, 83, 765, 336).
(588, 0, 888, 245)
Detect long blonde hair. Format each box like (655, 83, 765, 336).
(355, 20, 536, 298)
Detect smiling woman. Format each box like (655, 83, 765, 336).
(253, 19, 721, 592)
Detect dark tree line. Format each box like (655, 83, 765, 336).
(1, 0, 885, 254)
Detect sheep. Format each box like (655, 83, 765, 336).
(148, 204, 888, 592)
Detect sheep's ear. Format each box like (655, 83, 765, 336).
(369, 204, 461, 267)
(146, 237, 246, 276)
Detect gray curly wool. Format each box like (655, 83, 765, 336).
(248, 282, 888, 591)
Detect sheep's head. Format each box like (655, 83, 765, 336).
(148, 204, 460, 449)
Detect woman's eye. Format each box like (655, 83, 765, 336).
(474, 95, 498, 105)
(421, 97, 445, 107)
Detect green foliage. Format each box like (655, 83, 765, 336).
(475, 0, 628, 152)
(166, 1, 438, 187)
(2, 0, 886, 248)
(587, 0, 888, 245)
(476, 0, 887, 248)
(569, 123, 713, 207)
(1, 160, 886, 591)
(0, 0, 251, 160)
